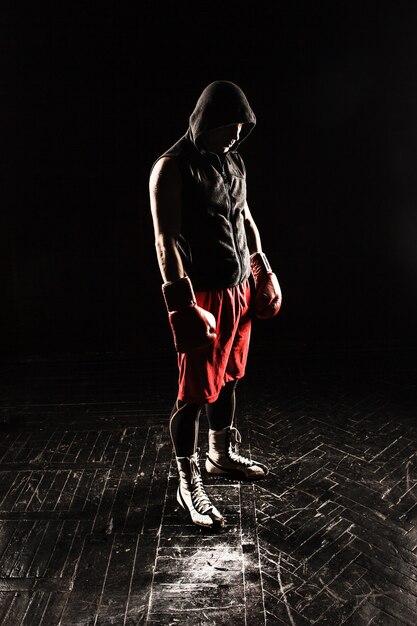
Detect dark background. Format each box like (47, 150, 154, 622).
(2, 0, 417, 363)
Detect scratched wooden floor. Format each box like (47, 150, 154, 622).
(0, 343, 416, 625)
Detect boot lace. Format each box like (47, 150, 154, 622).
(189, 453, 212, 513)
(227, 427, 254, 468)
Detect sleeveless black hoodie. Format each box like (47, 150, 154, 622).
(151, 80, 256, 291)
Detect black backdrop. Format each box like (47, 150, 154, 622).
(2, 0, 417, 361)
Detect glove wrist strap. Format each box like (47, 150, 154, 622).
(162, 276, 196, 312)
(250, 251, 272, 274)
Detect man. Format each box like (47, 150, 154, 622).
(149, 80, 282, 529)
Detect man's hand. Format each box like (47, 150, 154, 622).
(250, 252, 282, 319)
(162, 277, 217, 353)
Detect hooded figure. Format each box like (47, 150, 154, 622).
(152, 80, 257, 290)
(149, 81, 282, 530)
(189, 80, 256, 146)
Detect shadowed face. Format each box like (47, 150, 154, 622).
(200, 123, 244, 154)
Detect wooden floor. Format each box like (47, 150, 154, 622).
(0, 343, 416, 625)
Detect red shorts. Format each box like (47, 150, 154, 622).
(177, 279, 252, 404)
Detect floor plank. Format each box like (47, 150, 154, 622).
(0, 346, 416, 625)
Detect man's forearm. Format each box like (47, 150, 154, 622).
(155, 236, 184, 283)
(244, 221, 262, 255)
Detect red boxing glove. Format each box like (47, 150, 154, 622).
(250, 252, 282, 319)
(162, 276, 217, 353)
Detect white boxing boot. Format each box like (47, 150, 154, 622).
(206, 426, 269, 480)
(176, 450, 225, 528)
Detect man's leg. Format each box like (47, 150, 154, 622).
(205, 380, 269, 480)
(169, 399, 202, 457)
(170, 398, 224, 528)
(205, 380, 238, 431)
(204, 277, 268, 480)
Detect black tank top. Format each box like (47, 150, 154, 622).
(156, 130, 251, 291)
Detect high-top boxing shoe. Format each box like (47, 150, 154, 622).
(206, 426, 269, 480)
(176, 450, 225, 528)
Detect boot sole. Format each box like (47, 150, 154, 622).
(205, 458, 269, 481)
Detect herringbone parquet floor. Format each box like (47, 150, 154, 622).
(0, 344, 416, 625)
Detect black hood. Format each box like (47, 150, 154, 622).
(189, 80, 256, 148)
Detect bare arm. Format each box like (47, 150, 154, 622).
(244, 201, 282, 318)
(243, 202, 263, 254)
(149, 156, 184, 283)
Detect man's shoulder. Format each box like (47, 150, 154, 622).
(161, 133, 192, 159)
